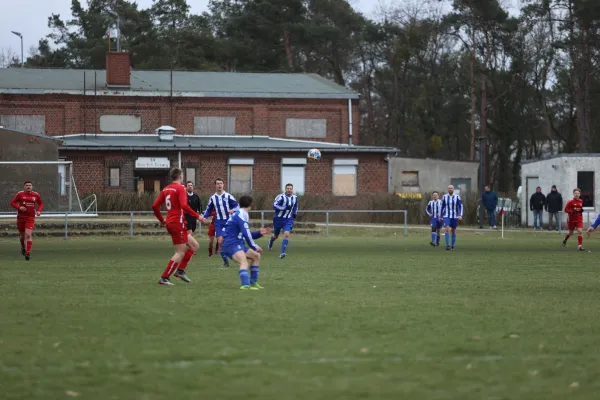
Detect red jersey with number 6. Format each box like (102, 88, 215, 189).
(10, 191, 44, 218)
(152, 183, 200, 226)
(565, 198, 584, 223)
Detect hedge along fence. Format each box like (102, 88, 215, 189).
(92, 191, 483, 226)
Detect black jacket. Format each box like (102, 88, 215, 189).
(545, 191, 563, 213)
(185, 192, 202, 221)
(530, 192, 546, 211)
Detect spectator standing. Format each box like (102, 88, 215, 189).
(530, 187, 546, 230)
(545, 185, 563, 231)
(481, 185, 499, 229)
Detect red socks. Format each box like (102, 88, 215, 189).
(162, 260, 178, 279)
(578, 236, 583, 246)
(178, 249, 194, 271)
(208, 244, 213, 257)
(20, 237, 25, 248)
(26, 240, 32, 255)
(565, 234, 571, 241)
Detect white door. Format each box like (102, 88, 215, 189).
(526, 177, 539, 227)
(281, 166, 305, 195)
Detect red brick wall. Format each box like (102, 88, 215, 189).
(106, 53, 131, 87)
(0, 95, 359, 144)
(61, 150, 388, 199)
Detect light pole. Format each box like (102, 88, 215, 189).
(106, 10, 121, 52)
(477, 136, 485, 229)
(10, 31, 23, 68)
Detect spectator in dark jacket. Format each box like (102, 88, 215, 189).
(545, 185, 563, 231)
(530, 187, 546, 230)
(481, 185, 499, 228)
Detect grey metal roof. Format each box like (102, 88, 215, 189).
(0, 127, 62, 141)
(0, 68, 358, 99)
(521, 153, 600, 164)
(56, 134, 396, 153)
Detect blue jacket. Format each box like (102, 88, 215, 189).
(481, 191, 498, 210)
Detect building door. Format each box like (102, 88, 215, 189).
(451, 178, 471, 197)
(137, 172, 169, 194)
(526, 177, 539, 227)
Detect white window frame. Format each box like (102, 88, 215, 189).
(228, 158, 254, 193)
(281, 158, 306, 195)
(332, 159, 358, 197)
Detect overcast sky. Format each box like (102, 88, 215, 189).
(0, 0, 390, 59)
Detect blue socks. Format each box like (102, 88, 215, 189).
(269, 236, 276, 249)
(281, 238, 289, 254)
(221, 251, 228, 264)
(239, 270, 249, 286)
(452, 233, 456, 247)
(431, 232, 436, 243)
(436, 233, 440, 245)
(250, 266, 259, 284)
(445, 233, 450, 246)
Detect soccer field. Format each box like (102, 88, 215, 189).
(2, 232, 600, 399)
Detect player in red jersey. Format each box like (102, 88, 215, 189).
(152, 168, 201, 285)
(207, 209, 217, 257)
(562, 188, 585, 251)
(10, 181, 44, 261)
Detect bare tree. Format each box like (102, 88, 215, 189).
(0, 47, 19, 68)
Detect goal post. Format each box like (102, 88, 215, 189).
(0, 161, 97, 217)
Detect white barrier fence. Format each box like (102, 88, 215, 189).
(0, 209, 409, 240)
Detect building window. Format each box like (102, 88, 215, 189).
(185, 168, 196, 186)
(99, 115, 141, 133)
(228, 159, 253, 194)
(109, 167, 120, 187)
(58, 160, 67, 196)
(401, 171, 419, 187)
(333, 159, 358, 196)
(194, 116, 236, 135)
(281, 158, 306, 195)
(285, 118, 326, 138)
(577, 171, 594, 208)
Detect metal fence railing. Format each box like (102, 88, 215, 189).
(0, 209, 409, 240)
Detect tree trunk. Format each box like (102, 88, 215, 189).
(283, 29, 294, 70)
(469, 28, 477, 161)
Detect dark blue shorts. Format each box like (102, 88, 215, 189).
(221, 243, 249, 259)
(430, 217, 442, 230)
(214, 220, 227, 237)
(443, 218, 459, 229)
(273, 218, 294, 236)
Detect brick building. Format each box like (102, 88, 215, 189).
(0, 52, 395, 199)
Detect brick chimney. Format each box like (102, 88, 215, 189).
(106, 52, 130, 87)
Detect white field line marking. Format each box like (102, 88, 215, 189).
(1, 354, 595, 373)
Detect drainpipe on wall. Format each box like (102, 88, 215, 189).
(348, 98, 353, 145)
(386, 154, 392, 192)
(178, 151, 182, 169)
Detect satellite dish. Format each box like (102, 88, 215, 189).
(516, 186, 523, 198)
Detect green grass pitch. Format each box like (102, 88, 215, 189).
(1, 231, 600, 399)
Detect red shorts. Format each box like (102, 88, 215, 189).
(568, 221, 583, 231)
(166, 222, 188, 245)
(208, 223, 216, 237)
(17, 218, 35, 233)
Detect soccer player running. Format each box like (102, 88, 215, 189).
(426, 191, 443, 247)
(220, 195, 270, 290)
(185, 181, 202, 237)
(440, 185, 463, 251)
(268, 183, 299, 259)
(152, 168, 201, 285)
(10, 181, 43, 260)
(562, 188, 585, 251)
(201, 178, 239, 268)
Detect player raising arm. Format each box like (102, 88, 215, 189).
(10, 181, 43, 260)
(152, 168, 201, 285)
(220, 195, 270, 290)
(562, 188, 585, 251)
(426, 191, 442, 247)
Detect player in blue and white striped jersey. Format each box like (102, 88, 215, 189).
(268, 183, 299, 259)
(440, 185, 464, 251)
(202, 178, 239, 267)
(425, 191, 443, 247)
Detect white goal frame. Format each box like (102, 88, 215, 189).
(0, 160, 98, 218)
